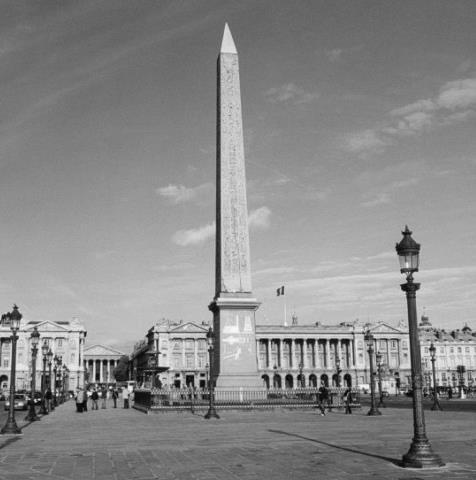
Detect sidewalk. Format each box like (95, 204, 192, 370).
(0, 400, 475, 479)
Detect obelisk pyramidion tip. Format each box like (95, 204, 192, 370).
(220, 23, 237, 54)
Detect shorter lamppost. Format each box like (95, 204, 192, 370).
(1, 305, 23, 434)
(365, 331, 381, 416)
(55, 355, 62, 404)
(53, 356, 58, 407)
(39, 341, 49, 415)
(429, 343, 442, 411)
(204, 327, 219, 419)
(335, 357, 342, 388)
(47, 349, 54, 411)
(396, 226, 443, 468)
(62, 365, 69, 401)
(25, 326, 40, 421)
(376, 351, 385, 408)
(299, 362, 304, 388)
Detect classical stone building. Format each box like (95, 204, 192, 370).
(0, 315, 87, 394)
(130, 316, 476, 392)
(83, 344, 125, 385)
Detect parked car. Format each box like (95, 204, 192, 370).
(4, 393, 29, 411)
(26, 391, 42, 405)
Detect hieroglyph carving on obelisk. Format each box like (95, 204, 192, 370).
(209, 24, 261, 389)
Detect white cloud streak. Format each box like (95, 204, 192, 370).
(172, 207, 272, 247)
(345, 77, 476, 154)
(157, 183, 213, 204)
(265, 83, 320, 105)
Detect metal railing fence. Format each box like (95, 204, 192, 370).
(133, 387, 361, 413)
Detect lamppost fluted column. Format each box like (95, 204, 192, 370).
(204, 327, 219, 419)
(39, 341, 49, 415)
(26, 326, 40, 421)
(47, 350, 54, 411)
(396, 226, 444, 468)
(365, 331, 381, 416)
(429, 343, 442, 411)
(1, 305, 23, 434)
(376, 352, 385, 408)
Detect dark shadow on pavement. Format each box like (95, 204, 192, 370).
(0, 436, 21, 451)
(269, 429, 403, 467)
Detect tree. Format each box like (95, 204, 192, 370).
(113, 355, 130, 382)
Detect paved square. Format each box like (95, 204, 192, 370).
(0, 401, 475, 479)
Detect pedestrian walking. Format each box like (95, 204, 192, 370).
(342, 387, 352, 414)
(75, 388, 85, 413)
(91, 389, 99, 410)
(112, 388, 118, 408)
(101, 387, 107, 409)
(45, 388, 52, 413)
(122, 388, 129, 409)
(317, 382, 328, 416)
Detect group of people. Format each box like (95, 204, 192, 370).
(316, 383, 353, 415)
(75, 386, 131, 412)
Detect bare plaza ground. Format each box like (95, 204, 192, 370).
(0, 400, 475, 480)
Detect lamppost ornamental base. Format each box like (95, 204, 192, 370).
(367, 407, 382, 416)
(204, 407, 220, 419)
(402, 438, 445, 468)
(1, 420, 22, 435)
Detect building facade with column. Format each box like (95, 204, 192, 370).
(83, 344, 125, 385)
(130, 316, 476, 393)
(0, 315, 87, 395)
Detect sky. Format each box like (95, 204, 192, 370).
(1, 0, 475, 353)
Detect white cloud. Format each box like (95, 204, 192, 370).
(345, 76, 476, 154)
(361, 192, 391, 207)
(249, 206, 271, 229)
(265, 83, 320, 105)
(157, 183, 213, 204)
(345, 129, 389, 153)
(172, 221, 215, 246)
(325, 48, 343, 63)
(172, 207, 271, 247)
(436, 78, 476, 110)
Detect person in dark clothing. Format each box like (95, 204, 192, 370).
(342, 387, 352, 414)
(317, 382, 328, 416)
(112, 388, 118, 408)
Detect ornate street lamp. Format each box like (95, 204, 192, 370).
(396, 226, 444, 468)
(39, 341, 49, 414)
(25, 326, 40, 422)
(53, 356, 58, 407)
(47, 349, 54, 411)
(204, 327, 219, 419)
(62, 364, 69, 400)
(1, 305, 23, 434)
(376, 351, 385, 408)
(429, 343, 442, 411)
(364, 330, 381, 416)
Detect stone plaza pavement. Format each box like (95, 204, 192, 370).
(0, 400, 475, 480)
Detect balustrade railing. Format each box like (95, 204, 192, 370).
(133, 387, 360, 413)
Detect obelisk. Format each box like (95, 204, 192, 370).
(209, 24, 262, 389)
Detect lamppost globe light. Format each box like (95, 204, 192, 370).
(10, 305, 22, 331)
(31, 327, 40, 347)
(41, 341, 49, 357)
(47, 349, 53, 364)
(395, 225, 420, 277)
